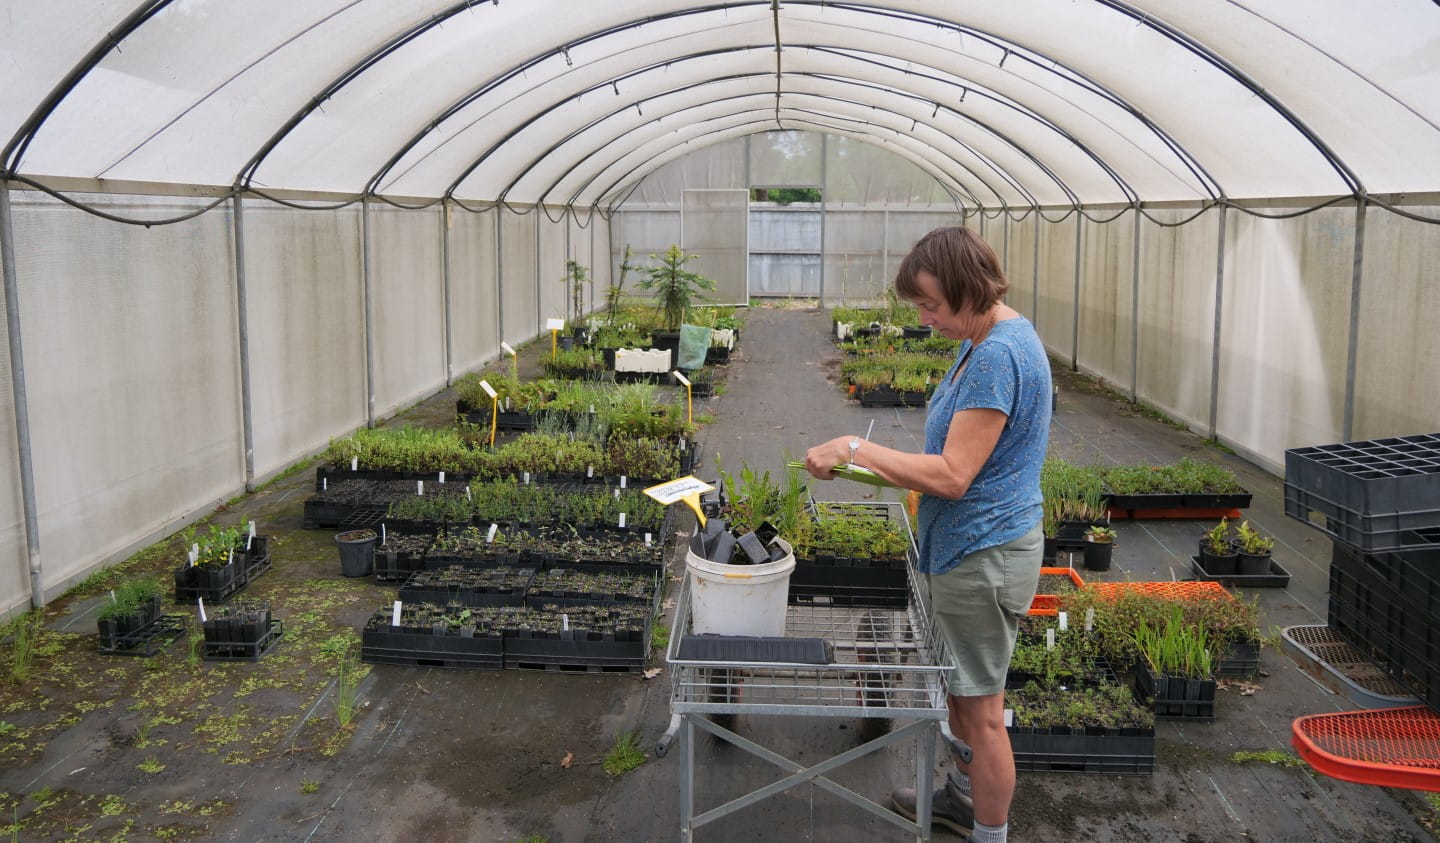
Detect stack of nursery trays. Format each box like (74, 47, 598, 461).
(788, 503, 913, 609)
(174, 535, 273, 603)
(1285, 433, 1440, 708)
(303, 479, 420, 528)
(202, 599, 284, 662)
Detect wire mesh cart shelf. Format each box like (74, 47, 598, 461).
(658, 504, 952, 841)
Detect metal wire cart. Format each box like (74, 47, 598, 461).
(657, 502, 952, 842)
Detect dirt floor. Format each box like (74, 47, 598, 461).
(2, 303, 1437, 842)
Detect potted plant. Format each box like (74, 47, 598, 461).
(562, 260, 590, 340)
(636, 245, 716, 359)
(336, 529, 378, 578)
(1132, 605, 1218, 720)
(1082, 525, 1116, 572)
(97, 576, 163, 645)
(1233, 520, 1275, 575)
(1198, 518, 1238, 575)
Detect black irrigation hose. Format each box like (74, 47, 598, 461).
(243, 186, 363, 211)
(5, 173, 235, 227)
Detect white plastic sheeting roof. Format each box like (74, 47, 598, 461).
(3, 1, 1438, 209)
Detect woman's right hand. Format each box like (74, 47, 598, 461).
(803, 436, 851, 480)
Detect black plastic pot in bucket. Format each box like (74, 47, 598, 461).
(336, 529, 378, 578)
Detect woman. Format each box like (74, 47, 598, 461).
(805, 226, 1051, 843)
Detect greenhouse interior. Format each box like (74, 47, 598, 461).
(1, 2, 1439, 841)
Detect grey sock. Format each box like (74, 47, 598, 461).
(971, 820, 1006, 843)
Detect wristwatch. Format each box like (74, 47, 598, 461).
(848, 437, 861, 466)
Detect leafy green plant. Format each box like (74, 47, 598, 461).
(1235, 520, 1274, 555)
(602, 732, 647, 776)
(97, 576, 162, 622)
(636, 245, 716, 331)
(300, 780, 320, 795)
(7, 611, 45, 682)
(1204, 518, 1233, 554)
(562, 260, 590, 328)
(1134, 605, 1213, 680)
(327, 632, 366, 729)
(1084, 525, 1116, 543)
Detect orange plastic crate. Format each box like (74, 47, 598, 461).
(1293, 706, 1440, 792)
(1029, 566, 1087, 616)
(1087, 580, 1233, 602)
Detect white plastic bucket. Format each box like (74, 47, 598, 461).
(686, 537, 795, 637)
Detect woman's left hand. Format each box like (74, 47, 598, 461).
(804, 436, 852, 480)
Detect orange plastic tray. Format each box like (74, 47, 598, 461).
(1029, 566, 1087, 616)
(1087, 580, 1233, 602)
(1293, 706, 1440, 792)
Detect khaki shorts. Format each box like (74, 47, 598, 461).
(926, 524, 1043, 697)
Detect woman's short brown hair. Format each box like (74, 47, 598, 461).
(894, 226, 1009, 315)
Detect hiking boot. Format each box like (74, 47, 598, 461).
(891, 771, 974, 836)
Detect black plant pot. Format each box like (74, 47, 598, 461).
(1042, 536, 1058, 563)
(1236, 551, 1272, 576)
(336, 530, 378, 578)
(1198, 541, 1238, 575)
(1083, 538, 1114, 571)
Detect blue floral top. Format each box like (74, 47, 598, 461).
(916, 316, 1051, 574)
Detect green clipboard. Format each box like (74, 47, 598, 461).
(785, 460, 899, 488)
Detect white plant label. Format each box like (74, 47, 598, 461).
(466, 486, 472, 501)
(1046, 628, 1055, 650)
(392, 600, 402, 627)
(546, 317, 565, 331)
(487, 523, 498, 543)
(249, 521, 257, 539)
(589, 404, 595, 414)
(613, 488, 621, 499)
(500, 341, 515, 357)
(504, 397, 511, 411)
(618, 513, 626, 529)
(198, 598, 207, 623)
(417, 481, 424, 496)
(322, 477, 327, 491)
(478, 379, 497, 399)
(561, 613, 570, 631)
(587, 465, 594, 478)
(679, 438, 687, 452)
(381, 523, 387, 544)
(1058, 611, 1069, 631)
(227, 548, 234, 566)
(523, 472, 530, 485)
(438, 471, 445, 484)
(620, 476, 627, 489)
(643, 476, 715, 506)
(351, 457, 358, 471)
(109, 589, 117, 604)
(1085, 608, 1095, 632)
(645, 532, 653, 546)
(191, 543, 200, 558)
(672, 370, 691, 388)
(1003, 708, 1014, 727)
(188, 549, 197, 566)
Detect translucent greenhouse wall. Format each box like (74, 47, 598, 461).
(610, 131, 1440, 480)
(0, 191, 606, 618)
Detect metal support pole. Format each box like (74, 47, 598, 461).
(0, 180, 44, 608)
(495, 208, 505, 348)
(882, 208, 890, 302)
(361, 197, 376, 427)
(1208, 204, 1228, 439)
(1341, 199, 1367, 441)
(818, 133, 827, 308)
(1033, 214, 1040, 330)
(231, 194, 256, 491)
(1130, 206, 1141, 402)
(535, 209, 542, 333)
(1071, 214, 1082, 370)
(442, 200, 453, 386)
(564, 215, 572, 326)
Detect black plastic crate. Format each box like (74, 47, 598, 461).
(204, 620, 285, 662)
(1328, 543, 1440, 708)
(1215, 638, 1262, 678)
(788, 562, 908, 609)
(97, 614, 188, 657)
(1134, 663, 1216, 721)
(1285, 434, 1440, 552)
(503, 633, 647, 672)
(361, 624, 504, 670)
(1007, 726, 1156, 775)
(1189, 555, 1291, 589)
(399, 567, 534, 608)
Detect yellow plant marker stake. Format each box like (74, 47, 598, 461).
(672, 370, 693, 426)
(546, 318, 565, 361)
(500, 341, 518, 382)
(644, 475, 715, 527)
(478, 378, 499, 448)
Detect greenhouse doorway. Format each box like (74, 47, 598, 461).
(748, 186, 822, 298)
(680, 188, 750, 306)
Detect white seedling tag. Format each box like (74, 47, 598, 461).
(561, 613, 570, 632)
(191, 542, 200, 558)
(486, 523, 498, 543)
(613, 488, 621, 499)
(478, 379, 497, 399)
(391, 600, 402, 627)
(620, 475, 627, 489)
(1046, 628, 1055, 650)
(523, 472, 530, 485)
(618, 513, 627, 528)
(438, 471, 445, 484)
(198, 598, 207, 623)
(351, 457, 358, 471)
(500, 341, 516, 357)
(587, 465, 594, 478)
(546, 317, 565, 331)
(227, 548, 234, 566)
(381, 523, 387, 544)
(1085, 608, 1095, 632)
(249, 521, 257, 538)
(417, 481, 424, 496)
(109, 589, 117, 604)
(589, 404, 595, 415)
(466, 486, 472, 501)
(1003, 708, 1014, 727)
(645, 532, 653, 546)
(246, 533, 253, 551)
(672, 370, 691, 388)
(504, 397, 511, 411)
(322, 477, 328, 491)
(679, 438, 687, 452)
(1058, 611, 1069, 631)
(188, 549, 197, 566)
